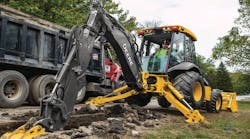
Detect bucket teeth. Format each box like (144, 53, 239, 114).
(1, 118, 47, 139)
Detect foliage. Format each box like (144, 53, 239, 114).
(212, 0, 250, 69)
(212, 28, 250, 69)
(230, 71, 250, 95)
(216, 62, 233, 91)
(0, 0, 138, 31)
(236, 0, 250, 33)
(196, 54, 217, 88)
(103, 0, 138, 31)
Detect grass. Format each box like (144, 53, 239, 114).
(142, 101, 250, 139)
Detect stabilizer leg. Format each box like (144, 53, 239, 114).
(163, 82, 208, 124)
(86, 85, 137, 106)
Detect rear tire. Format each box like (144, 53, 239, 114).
(206, 91, 222, 113)
(173, 71, 205, 109)
(0, 70, 29, 108)
(27, 76, 38, 105)
(30, 75, 55, 105)
(157, 96, 171, 108)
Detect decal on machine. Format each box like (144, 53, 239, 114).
(122, 43, 134, 66)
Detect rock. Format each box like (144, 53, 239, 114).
(124, 122, 136, 129)
(126, 116, 133, 122)
(1, 112, 9, 116)
(91, 121, 109, 135)
(132, 119, 142, 126)
(107, 117, 124, 122)
(131, 130, 140, 137)
(79, 126, 92, 135)
(108, 117, 126, 134)
(91, 121, 108, 129)
(143, 120, 155, 127)
(105, 103, 125, 115)
(33, 133, 71, 139)
(71, 132, 88, 138)
(112, 134, 121, 139)
(87, 103, 98, 111)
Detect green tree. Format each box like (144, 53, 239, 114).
(196, 54, 217, 88)
(212, 0, 250, 69)
(216, 62, 233, 91)
(0, 0, 138, 31)
(230, 71, 250, 95)
(212, 28, 250, 69)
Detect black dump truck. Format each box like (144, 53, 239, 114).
(0, 5, 116, 108)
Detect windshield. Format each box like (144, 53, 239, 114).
(140, 35, 171, 73)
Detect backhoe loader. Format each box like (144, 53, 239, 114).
(1, 0, 237, 138)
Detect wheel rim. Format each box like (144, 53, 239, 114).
(193, 82, 202, 102)
(3, 80, 22, 100)
(216, 97, 222, 110)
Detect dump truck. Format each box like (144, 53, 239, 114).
(0, 4, 122, 108)
(1, 0, 237, 138)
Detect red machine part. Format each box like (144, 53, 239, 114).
(105, 58, 122, 82)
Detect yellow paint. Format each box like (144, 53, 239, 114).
(221, 92, 238, 112)
(204, 86, 211, 101)
(138, 25, 197, 41)
(85, 72, 208, 124)
(1, 125, 47, 139)
(193, 82, 202, 102)
(216, 96, 222, 111)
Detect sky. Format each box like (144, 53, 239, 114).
(113, 0, 239, 59)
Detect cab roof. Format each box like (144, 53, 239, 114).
(137, 25, 197, 41)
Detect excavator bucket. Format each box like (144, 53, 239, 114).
(1, 118, 47, 139)
(221, 92, 238, 112)
(1, 125, 46, 139)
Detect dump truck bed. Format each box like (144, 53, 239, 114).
(0, 4, 70, 76)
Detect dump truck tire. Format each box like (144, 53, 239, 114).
(125, 94, 152, 107)
(157, 96, 171, 108)
(30, 75, 55, 105)
(173, 71, 205, 109)
(0, 70, 29, 108)
(206, 91, 222, 113)
(27, 76, 38, 105)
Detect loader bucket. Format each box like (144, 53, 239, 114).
(221, 92, 238, 112)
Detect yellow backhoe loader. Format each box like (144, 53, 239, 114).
(1, 0, 237, 139)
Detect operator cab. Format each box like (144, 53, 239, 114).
(138, 25, 197, 74)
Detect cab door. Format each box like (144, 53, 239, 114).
(184, 35, 196, 63)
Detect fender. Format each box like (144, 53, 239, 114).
(168, 62, 201, 76)
(168, 62, 209, 85)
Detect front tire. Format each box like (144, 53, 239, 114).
(206, 91, 222, 113)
